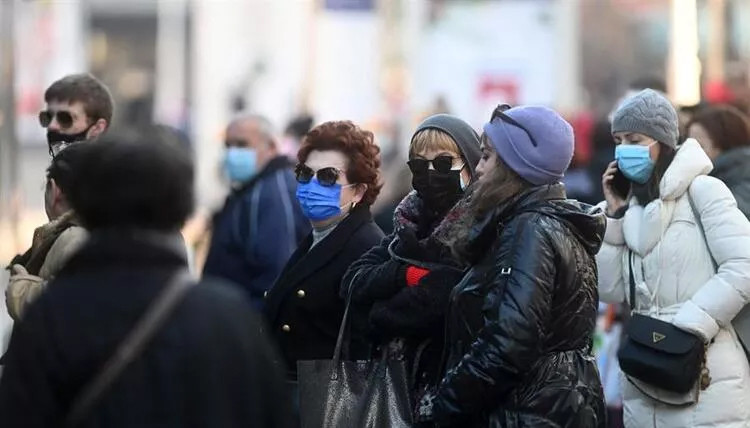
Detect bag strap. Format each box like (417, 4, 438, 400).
(628, 251, 636, 311)
(65, 270, 195, 427)
(687, 191, 718, 271)
(331, 272, 361, 377)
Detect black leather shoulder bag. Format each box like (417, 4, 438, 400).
(617, 252, 706, 394)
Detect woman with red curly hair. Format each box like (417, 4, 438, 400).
(263, 120, 384, 384)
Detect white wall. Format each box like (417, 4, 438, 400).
(412, 0, 558, 129)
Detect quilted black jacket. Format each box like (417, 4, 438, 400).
(433, 184, 607, 428)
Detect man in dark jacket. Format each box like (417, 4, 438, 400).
(203, 115, 309, 310)
(0, 129, 292, 428)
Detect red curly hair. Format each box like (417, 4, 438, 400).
(298, 120, 382, 205)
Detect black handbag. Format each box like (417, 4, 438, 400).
(617, 252, 706, 394)
(297, 277, 413, 428)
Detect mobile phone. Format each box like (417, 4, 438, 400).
(611, 167, 631, 200)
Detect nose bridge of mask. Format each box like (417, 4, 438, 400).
(616, 143, 651, 159)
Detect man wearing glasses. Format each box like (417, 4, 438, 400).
(203, 115, 309, 310)
(39, 73, 114, 156)
(2, 74, 113, 327)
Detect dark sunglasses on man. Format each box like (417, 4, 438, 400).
(295, 164, 344, 187)
(39, 110, 74, 130)
(407, 155, 460, 175)
(489, 103, 538, 147)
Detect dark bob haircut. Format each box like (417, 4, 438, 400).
(297, 120, 382, 206)
(65, 126, 194, 231)
(686, 104, 750, 153)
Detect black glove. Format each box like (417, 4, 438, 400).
(393, 228, 449, 263)
(393, 227, 421, 258)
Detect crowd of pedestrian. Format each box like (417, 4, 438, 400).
(2, 72, 750, 428)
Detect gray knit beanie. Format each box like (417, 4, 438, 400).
(611, 89, 679, 149)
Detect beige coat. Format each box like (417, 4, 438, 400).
(6, 226, 87, 320)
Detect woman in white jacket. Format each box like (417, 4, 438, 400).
(598, 89, 750, 428)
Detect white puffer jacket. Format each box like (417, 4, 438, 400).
(597, 139, 750, 428)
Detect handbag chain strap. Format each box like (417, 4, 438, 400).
(65, 270, 195, 427)
(331, 272, 362, 378)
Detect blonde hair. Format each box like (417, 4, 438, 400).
(409, 128, 461, 158)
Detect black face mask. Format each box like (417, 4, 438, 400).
(412, 169, 463, 213)
(47, 126, 92, 156)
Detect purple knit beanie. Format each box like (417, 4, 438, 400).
(483, 106, 574, 186)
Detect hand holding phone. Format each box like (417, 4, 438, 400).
(602, 161, 629, 216)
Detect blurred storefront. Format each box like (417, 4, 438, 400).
(1, 0, 750, 259)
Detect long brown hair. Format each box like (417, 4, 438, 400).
(631, 143, 676, 205)
(442, 135, 531, 261)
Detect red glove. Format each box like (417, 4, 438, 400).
(405, 266, 430, 287)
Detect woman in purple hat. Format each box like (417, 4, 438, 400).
(428, 105, 607, 427)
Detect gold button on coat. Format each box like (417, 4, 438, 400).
(297, 289, 306, 298)
(282, 324, 291, 332)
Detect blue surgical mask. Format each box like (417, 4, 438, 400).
(224, 147, 257, 183)
(296, 179, 353, 221)
(615, 143, 656, 184)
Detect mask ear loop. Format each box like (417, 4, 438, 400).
(339, 184, 365, 210)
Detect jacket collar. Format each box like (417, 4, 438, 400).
(61, 229, 188, 275)
(712, 146, 750, 183)
(264, 205, 374, 322)
(461, 184, 567, 261)
(659, 139, 713, 201)
(623, 139, 713, 256)
(232, 155, 293, 195)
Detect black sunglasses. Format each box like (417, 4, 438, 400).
(295, 164, 342, 187)
(39, 110, 74, 129)
(225, 139, 249, 148)
(489, 104, 538, 147)
(407, 155, 458, 174)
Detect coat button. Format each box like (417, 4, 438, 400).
(282, 324, 291, 333)
(263, 290, 268, 298)
(297, 289, 306, 298)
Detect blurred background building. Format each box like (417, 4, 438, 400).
(1, 0, 749, 261)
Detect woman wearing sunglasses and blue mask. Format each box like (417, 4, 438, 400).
(263, 120, 384, 395)
(598, 89, 750, 428)
(341, 114, 481, 424)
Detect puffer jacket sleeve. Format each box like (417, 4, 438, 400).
(595, 201, 627, 304)
(340, 234, 407, 303)
(433, 215, 556, 422)
(672, 176, 750, 342)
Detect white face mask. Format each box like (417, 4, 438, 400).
(455, 163, 467, 190)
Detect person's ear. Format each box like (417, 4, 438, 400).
(352, 184, 368, 205)
(51, 179, 65, 205)
(87, 119, 108, 139)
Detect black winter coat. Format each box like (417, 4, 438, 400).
(433, 185, 607, 428)
(711, 147, 750, 219)
(341, 196, 466, 397)
(0, 231, 292, 428)
(264, 205, 384, 379)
